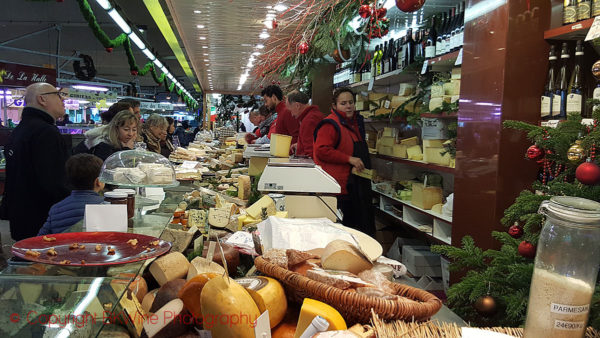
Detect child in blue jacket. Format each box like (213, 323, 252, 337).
(38, 154, 105, 235)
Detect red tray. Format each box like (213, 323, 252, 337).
(11, 232, 172, 266)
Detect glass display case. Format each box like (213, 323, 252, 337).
(99, 150, 179, 188)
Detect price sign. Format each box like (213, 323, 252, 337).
(421, 60, 429, 74)
(585, 16, 600, 41)
(181, 160, 200, 169)
(368, 77, 375, 91)
(455, 48, 463, 66)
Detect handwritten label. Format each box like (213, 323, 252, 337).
(551, 303, 590, 315)
(421, 60, 429, 74)
(541, 120, 560, 128)
(585, 16, 600, 41)
(455, 48, 463, 66)
(554, 319, 586, 331)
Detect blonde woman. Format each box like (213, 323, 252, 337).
(141, 114, 174, 157)
(75, 110, 138, 160)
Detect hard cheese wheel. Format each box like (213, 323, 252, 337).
(201, 242, 240, 274)
(113, 273, 148, 303)
(321, 240, 373, 274)
(200, 276, 261, 338)
(149, 279, 187, 313)
(149, 252, 190, 286)
(142, 289, 159, 313)
(236, 276, 287, 328)
(293, 298, 347, 338)
(177, 272, 219, 319)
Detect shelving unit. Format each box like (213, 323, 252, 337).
(420, 112, 458, 119)
(374, 154, 455, 174)
(348, 68, 418, 91)
(429, 50, 461, 71)
(372, 188, 453, 223)
(544, 17, 594, 40)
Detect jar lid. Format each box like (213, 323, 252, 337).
(113, 189, 136, 195)
(539, 196, 600, 226)
(104, 191, 128, 199)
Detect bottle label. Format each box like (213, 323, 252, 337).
(594, 0, 600, 16)
(425, 46, 436, 58)
(578, 2, 591, 21)
(554, 320, 586, 331)
(566, 93, 582, 113)
(550, 303, 590, 315)
(541, 96, 552, 117)
(564, 6, 577, 24)
(552, 94, 562, 114)
(593, 87, 600, 111)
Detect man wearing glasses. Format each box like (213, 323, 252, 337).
(1, 82, 70, 240)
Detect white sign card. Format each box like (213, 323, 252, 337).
(367, 77, 375, 91)
(421, 60, 429, 74)
(84, 204, 128, 232)
(455, 48, 463, 66)
(253, 310, 271, 338)
(585, 16, 600, 41)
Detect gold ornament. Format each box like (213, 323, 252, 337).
(567, 140, 585, 163)
(593, 60, 600, 80)
(474, 295, 497, 317)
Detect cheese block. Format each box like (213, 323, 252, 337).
(113, 273, 149, 303)
(149, 252, 190, 286)
(275, 211, 289, 218)
(293, 298, 347, 338)
(149, 279, 187, 313)
(236, 276, 287, 328)
(422, 139, 445, 148)
(159, 228, 193, 252)
(382, 127, 396, 137)
(392, 144, 408, 158)
(200, 276, 261, 338)
(187, 256, 226, 280)
(378, 146, 393, 156)
(321, 240, 373, 274)
(245, 195, 276, 219)
(429, 97, 443, 111)
(451, 67, 461, 80)
(431, 84, 444, 98)
(377, 136, 395, 147)
(238, 175, 251, 200)
(400, 136, 419, 146)
(208, 207, 231, 228)
(142, 289, 159, 313)
(110, 281, 147, 336)
(407, 145, 423, 161)
(423, 147, 451, 166)
(188, 209, 206, 228)
(411, 183, 443, 210)
(444, 80, 461, 96)
(431, 203, 443, 214)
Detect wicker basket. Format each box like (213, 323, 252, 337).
(254, 256, 443, 325)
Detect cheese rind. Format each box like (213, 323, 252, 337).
(293, 298, 347, 338)
(208, 207, 231, 228)
(187, 256, 226, 280)
(149, 252, 190, 286)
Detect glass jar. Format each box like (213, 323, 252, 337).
(104, 191, 128, 206)
(524, 196, 600, 338)
(113, 189, 136, 219)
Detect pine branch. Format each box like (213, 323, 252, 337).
(431, 236, 486, 271)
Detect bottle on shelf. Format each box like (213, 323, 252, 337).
(457, 2, 465, 50)
(541, 45, 557, 120)
(391, 38, 398, 71)
(593, 0, 600, 17)
(578, 0, 592, 21)
(371, 45, 379, 78)
(382, 41, 389, 74)
(398, 34, 407, 70)
(444, 7, 456, 53)
(405, 28, 415, 68)
(436, 12, 447, 56)
(425, 15, 437, 59)
(564, 0, 577, 24)
(567, 40, 586, 117)
(414, 29, 424, 60)
(553, 42, 570, 119)
(451, 3, 463, 52)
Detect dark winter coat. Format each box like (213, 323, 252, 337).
(37, 190, 105, 235)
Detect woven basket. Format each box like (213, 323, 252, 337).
(254, 256, 443, 325)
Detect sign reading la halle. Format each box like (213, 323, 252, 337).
(0, 62, 57, 87)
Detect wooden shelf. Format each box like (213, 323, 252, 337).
(364, 117, 406, 123)
(374, 206, 450, 245)
(373, 154, 455, 174)
(420, 112, 458, 119)
(347, 68, 418, 91)
(373, 188, 453, 223)
(544, 18, 594, 40)
(429, 50, 460, 70)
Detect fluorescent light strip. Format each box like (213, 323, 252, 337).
(142, 48, 156, 61)
(107, 9, 131, 34)
(95, 0, 112, 10)
(153, 59, 163, 69)
(128, 32, 145, 50)
(72, 85, 109, 92)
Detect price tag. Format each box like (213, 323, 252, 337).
(455, 48, 463, 66)
(181, 160, 200, 169)
(193, 236, 204, 252)
(586, 16, 600, 41)
(368, 77, 375, 91)
(582, 118, 594, 126)
(541, 120, 560, 128)
(421, 60, 429, 74)
(254, 310, 271, 338)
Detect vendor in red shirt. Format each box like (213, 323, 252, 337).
(261, 85, 299, 144)
(313, 87, 374, 236)
(286, 90, 324, 157)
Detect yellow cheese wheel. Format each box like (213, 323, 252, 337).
(200, 276, 261, 338)
(236, 276, 287, 328)
(293, 298, 347, 338)
(177, 273, 220, 319)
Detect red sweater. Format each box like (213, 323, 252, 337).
(313, 111, 362, 195)
(274, 101, 299, 144)
(296, 105, 324, 157)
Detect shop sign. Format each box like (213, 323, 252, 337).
(0, 62, 57, 87)
(63, 99, 80, 110)
(140, 102, 173, 111)
(66, 89, 117, 101)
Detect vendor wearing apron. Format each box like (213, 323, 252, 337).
(313, 87, 375, 236)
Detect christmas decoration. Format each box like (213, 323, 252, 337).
(359, 4, 371, 18)
(395, 0, 426, 13)
(508, 224, 523, 239)
(576, 160, 600, 185)
(331, 48, 351, 63)
(526, 144, 544, 161)
(73, 54, 97, 81)
(298, 42, 309, 54)
(593, 60, 600, 80)
(474, 295, 498, 317)
(130, 70, 138, 76)
(567, 140, 585, 163)
(518, 241, 536, 258)
(271, 18, 278, 29)
(376, 8, 387, 18)
(105, 47, 113, 53)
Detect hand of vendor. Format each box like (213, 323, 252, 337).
(348, 156, 365, 172)
(245, 133, 257, 144)
(290, 143, 297, 155)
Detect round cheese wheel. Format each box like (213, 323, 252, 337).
(150, 279, 186, 313)
(236, 276, 287, 328)
(114, 273, 148, 303)
(177, 273, 219, 319)
(142, 289, 159, 314)
(202, 242, 240, 273)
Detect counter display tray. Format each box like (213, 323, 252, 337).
(12, 232, 171, 266)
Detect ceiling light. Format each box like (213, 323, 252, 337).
(72, 85, 109, 92)
(160, 66, 168, 73)
(108, 9, 131, 34)
(256, 44, 264, 49)
(199, 36, 206, 40)
(274, 3, 287, 12)
(142, 48, 156, 61)
(128, 32, 145, 50)
(167, 73, 174, 80)
(197, 24, 205, 28)
(95, 0, 112, 10)
(153, 59, 163, 69)
(194, 10, 202, 14)
(266, 5, 272, 9)
(204, 59, 210, 62)
(259, 32, 270, 39)
(266, 13, 276, 19)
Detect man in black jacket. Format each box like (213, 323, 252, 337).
(3, 83, 70, 240)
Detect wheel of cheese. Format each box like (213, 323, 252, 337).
(187, 256, 225, 280)
(236, 276, 287, 328)
(177, 273, 219, 319)
(202, 242, 240, 273)
(142, 289, 159, 313)
(149, 279, 186, 313)
(149, 252, 190, 286)
(114, 273, 148, 303)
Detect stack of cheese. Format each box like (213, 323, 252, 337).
(429, 68, 460, 111)
(376, 127, 396, 156)
(237, 195, 288, 227)
(422, 139, 451, 166)
(392, 136, 422, 160)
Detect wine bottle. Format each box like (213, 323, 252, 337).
(398, 35, 406, 69)
(593, 0, 600, 16)
(567, 40, 585, 116)
(578, 0, 592, 21)
(376, 44, 384, 76)
(445, 7, 456, 53)
(457, 2, 465, 49)
(371, 45, 378, 78)
(414, 30, 424, 60)
(553, 42, 570, 119)
(425, 16, 437, 59)
(436, 12, 446, 56)
(564, 0, 577, 24)
(541, 45, 557, 120)
(405, 28, 415, 67)
(382, 41, 389, 74)
(390, 38, 398, 71)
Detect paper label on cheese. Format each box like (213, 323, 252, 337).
(236, 277, 268, 291)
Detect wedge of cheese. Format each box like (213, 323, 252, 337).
(321, 240, 373, 274)
(245, 195, 276, 219)
(407, 145, 423, 161)
(293, 298, 347, 338)
(208, 207, 232, 228)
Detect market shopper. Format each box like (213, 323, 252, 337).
(262, 85, 299, 144)
(75, 110, 138, 160)
(142, 114, 174, 157)
(38, 154, 105, 235)
(174, 120, 191, 147)
(2, 82, 70, 240)
(286, 90, 324, 157)
(118, 98, 141, 120)
(314, 87, 374, 236)
(246, 105, 277, 144)
(165, 116, 175, 143)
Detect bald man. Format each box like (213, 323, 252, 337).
(2, 83, 70, 240)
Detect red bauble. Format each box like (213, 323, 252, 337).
(130, 70, 138, 76)
(299, 42, 309, 55)
(518, 241, 536, 259)
(376, 8, 387, 18)
(277, 81, 281, 85)
(105, 47, 113, 53)
(576, 161, 600, 185)
(359, 5, 372, 19)
(396, 0, 426, 13)
(508, 225, 524, 239)
(272, 80, 276, 84)
(526, 145, 544, 161)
